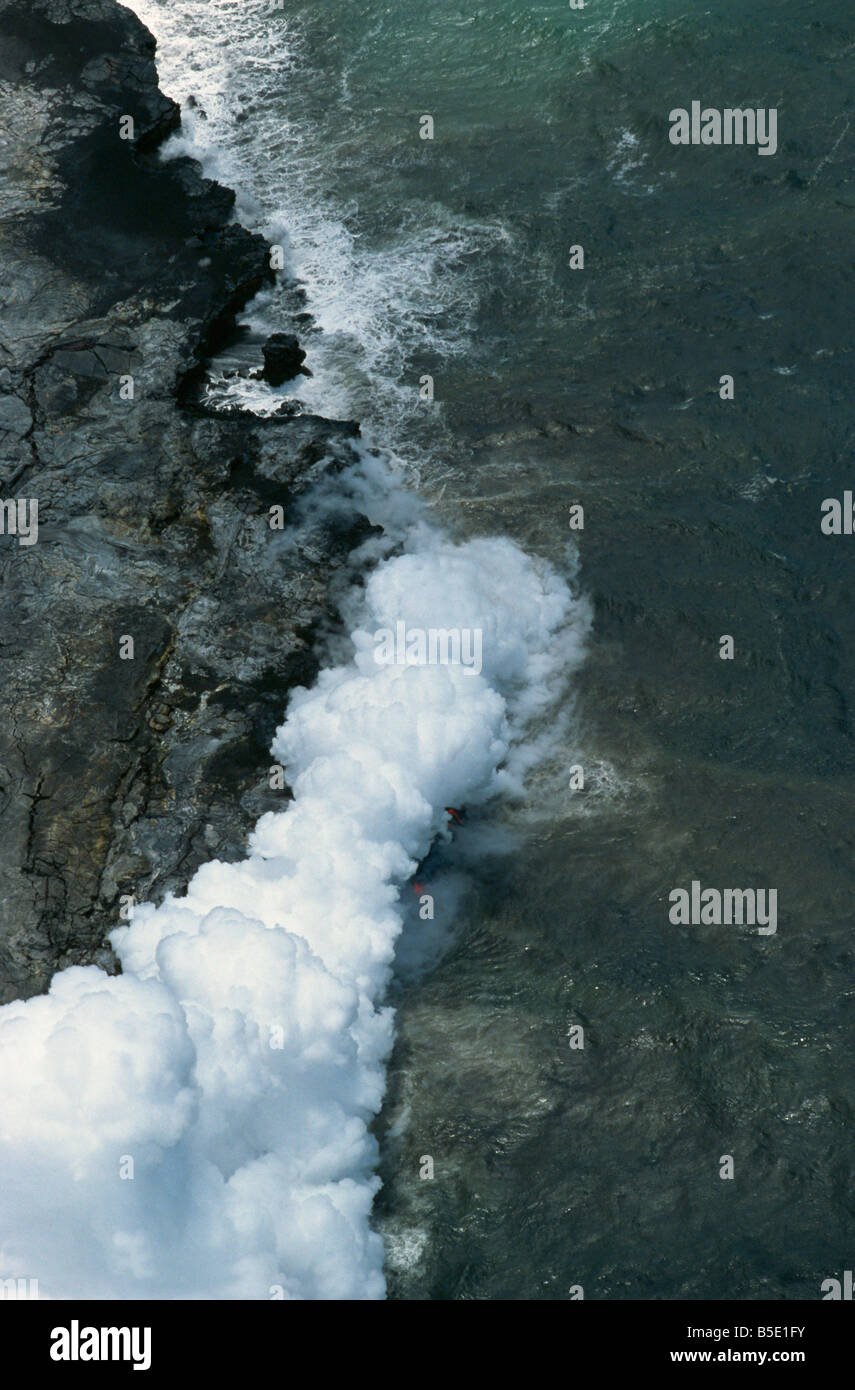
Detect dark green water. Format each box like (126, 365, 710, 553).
(139, 0, 855, 1297)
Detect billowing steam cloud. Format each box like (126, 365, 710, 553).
(0, 499, 589, 1300)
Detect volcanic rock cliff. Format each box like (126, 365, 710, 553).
(0, 0, 363, 1002)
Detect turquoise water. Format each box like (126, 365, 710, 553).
(136, 0, 855, 1298)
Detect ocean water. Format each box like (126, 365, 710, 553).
(106, 0, 855, 1299)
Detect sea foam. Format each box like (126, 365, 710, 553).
(128, 0, 511, 443)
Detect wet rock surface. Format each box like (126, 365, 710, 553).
(0, 0, 363, 1002)
(260, 332, 309, 387)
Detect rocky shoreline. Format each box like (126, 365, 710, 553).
(0, 0, 365, 1003)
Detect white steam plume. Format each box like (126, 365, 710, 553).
(0, 478, 589, 1299)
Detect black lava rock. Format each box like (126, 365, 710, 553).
(261, 333, 309, 386)
(0, 0, 363, 1003)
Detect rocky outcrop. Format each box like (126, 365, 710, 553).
(0, 0, 365, 1002)
(260, 333, 309, 387)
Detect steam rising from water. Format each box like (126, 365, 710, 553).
(0, 465, 589, 1297)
